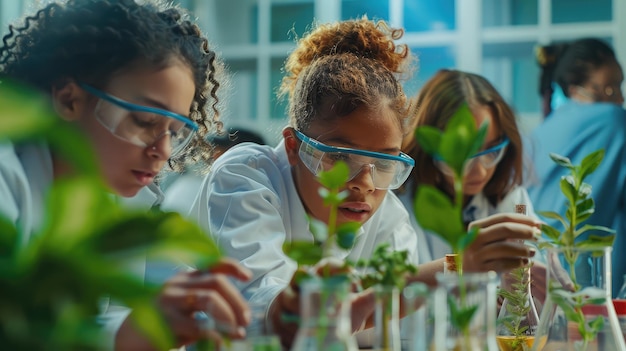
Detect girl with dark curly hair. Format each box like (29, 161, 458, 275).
(0, 0, 251, 349)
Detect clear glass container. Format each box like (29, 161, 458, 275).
(374, 285, 401, 351)
(402, 282, 433, 351)
(532, 247, 626, 351)
(496, 264, 540, 351)
(290, 276, 358, 351)
(432, 271, 499, 351)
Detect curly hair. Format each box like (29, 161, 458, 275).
(403, 69, 523, 206)
(0, 0, 225, 171)
(282, 17, 414, 133)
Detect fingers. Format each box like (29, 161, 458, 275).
(350, 289, 376, 331)
(471, 220, 541, 245)
(170, 272, 251, 327)
(203, 257, 253, 281)
(269, 288, 300, 349)
(464, 239, 535, 273)
(469, 213, 541, 232)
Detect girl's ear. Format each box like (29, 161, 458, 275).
(51, 80, 90, 122)
(282, 127, 300, 166)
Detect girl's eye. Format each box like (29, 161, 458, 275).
(328, 152, 350, 162)
(374, 159, 395, 171)
(130, 113, 159, 128)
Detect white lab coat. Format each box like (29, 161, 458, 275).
(188, 141, 419, 332)
(0, 140, 165, 350)
(396, 181, 537, 264)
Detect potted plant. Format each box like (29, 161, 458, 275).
(413, 103, 498, 351)
(532, 150, 625, 351)
(0, 80, 222, 350)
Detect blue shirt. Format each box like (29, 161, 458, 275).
(527, 101, 626, 296)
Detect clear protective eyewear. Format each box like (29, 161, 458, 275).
(80, 83, 198, 157)
(294, 130, 415, 190)
(435, 137, 509, 176)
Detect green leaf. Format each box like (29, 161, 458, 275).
(336, 222, 360, 249)
(559, 176, 577, 207)
(0, 216, 19, 258)
(573, 198, 594, 223)
(541, 224, 562, 242)
(317, 161, 350, 189)
(575, 234, 615, 248)
(579, 149, 604, 183)
(414, 126, 442, 156)
(126, 299, 174, 350)
(283, 241, 323, 266)
(549, 153, 574, 169)
(308, 217, 328, 242)
(440, 104, 479, 176)
(0, 79, 57, 138)
(414, 185, 464, 247)
(448, 296, 479, 330)
(457, 227, 479, 252)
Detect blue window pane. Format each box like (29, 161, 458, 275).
(214, 0, 258, 44)
(483, 43, 540, 114)
(271, 58, 289, 120)
(404, 46, 456, 98)
(342, 0, 389, 20)
(225, 60, 258, 122)
(482, 0, 538, 27)
(271, 3, 314, 42)
(404, 0, 455, 32)
(552, 0, 611, 23)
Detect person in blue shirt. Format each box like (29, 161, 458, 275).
(529, 37, 626, 296)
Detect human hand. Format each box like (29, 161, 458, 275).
(463, 213, 541, 273)
(269, 258, 358, 349)
(115, 257, 252, 351)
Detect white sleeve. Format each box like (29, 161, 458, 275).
(189, 154, 299, 331)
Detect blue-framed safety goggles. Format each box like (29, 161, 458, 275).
(80, 83, 198, 157)
(294, 130, 415, 190)
(435, 137, 510, 175)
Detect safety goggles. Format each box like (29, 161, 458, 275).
(435, 137, 509, 176)
(294, 130, 415, 190)
(80, 83, 198, 157)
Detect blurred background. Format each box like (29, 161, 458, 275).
(2, 0, 624, 145)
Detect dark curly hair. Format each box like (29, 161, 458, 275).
(0, 0, 224, 171)
(281, 17, 414, 133)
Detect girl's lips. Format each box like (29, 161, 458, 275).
(338, 207, 370, 222)
(132, 170, 155, 186)
(338, 202, 372, 222)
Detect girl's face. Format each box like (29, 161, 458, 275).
(77, 61, 195, 197)
(442, 105, 504, 196)
(284, 105, 405, 227)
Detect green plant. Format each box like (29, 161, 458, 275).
(537, 150, 616, 350)
(283, 161, 360, 275)
(0, 80, 222, 350)
(497, 265, 534, 351)
(412, 103, 488, 339)
(357, 243, 418, 351)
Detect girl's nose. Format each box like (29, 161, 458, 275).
(147, 132, 172, 160)
(347, 164, 376, 193)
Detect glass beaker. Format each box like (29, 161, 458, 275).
(532, 246, 626, 351)
(496, 264, 540, 351)
(290, 276, 358, 351)
(432, 271, 499, 351)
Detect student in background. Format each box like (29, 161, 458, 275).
(189, 19, 539, 348)
(0, 0, 250, 349)
(529, 37, 626, 296)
